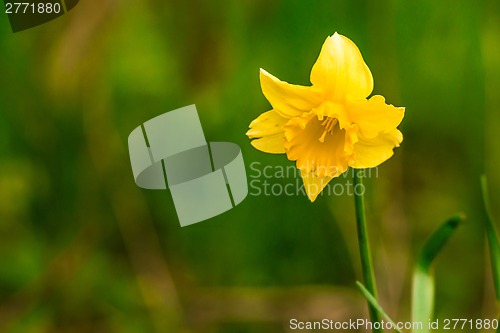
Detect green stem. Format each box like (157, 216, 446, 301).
(356, 282, 403, 333)
(353, 168, 382, 332)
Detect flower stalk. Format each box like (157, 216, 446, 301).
(353, 168, 382, 332)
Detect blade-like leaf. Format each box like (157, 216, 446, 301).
(412, 214, 464, 333)
(356, 281, 403, 333)
(480, 175, 500, 302)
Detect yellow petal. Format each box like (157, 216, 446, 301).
(310, 33, 373, 100)
(247, 109, 288, 138)
(247, 110, 288, 154)
(347, 95, 405, 139)
(300, 170, 333, 202)
(350, 129, 403, 168)
(250, 135, 286, 154)
(260, 68, 323, 118)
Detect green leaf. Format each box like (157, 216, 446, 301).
(356, 281, 403, 333)
(412, 214, 464, 333)
(480, 175, 500, 303)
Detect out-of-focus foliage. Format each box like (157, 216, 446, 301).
(0, 0, 499, 332)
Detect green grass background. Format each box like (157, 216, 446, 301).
(0, 0, 499, 332)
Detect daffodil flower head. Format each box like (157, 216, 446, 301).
(247, 33, 405, 202)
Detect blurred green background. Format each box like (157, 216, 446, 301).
(0, 0, 499, 332)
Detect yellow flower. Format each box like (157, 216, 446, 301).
(247, 32, 405, 202)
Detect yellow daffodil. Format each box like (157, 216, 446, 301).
(247, 32, 405, 202)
